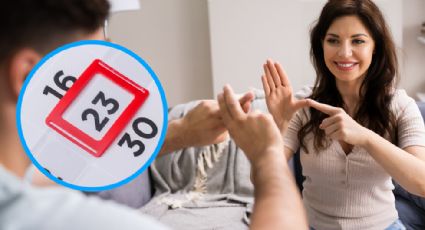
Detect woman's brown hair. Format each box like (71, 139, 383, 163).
(298, 0, 398, 152)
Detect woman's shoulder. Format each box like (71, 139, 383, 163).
(391, 89, 417, 116)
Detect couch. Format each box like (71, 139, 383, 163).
(93, 102, 425, 229)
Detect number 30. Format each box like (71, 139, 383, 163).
(118, 117, 158, 157)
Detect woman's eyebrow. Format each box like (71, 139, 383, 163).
(351, 33, 369, 38)
(326, 33, 339, 37)
(325, 33, 369, 38)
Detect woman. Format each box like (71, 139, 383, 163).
(261, 0, 425, 229)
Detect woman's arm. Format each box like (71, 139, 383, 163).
(363, 132, 425, 197)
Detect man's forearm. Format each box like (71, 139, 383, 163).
(157, 119, 186, 157)
(250, 149, 308, 230)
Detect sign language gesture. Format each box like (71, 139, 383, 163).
(261, 59, 308, 133)
(217, 85, 283, 164)
(217, 85, 309, 230)
(180, 91, 254, 148)
(308, 99, 369, 147)
(158, 92, 254, 156)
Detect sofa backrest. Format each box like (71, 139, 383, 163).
(418, 102, 425, 121)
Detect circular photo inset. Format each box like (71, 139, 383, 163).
(17, 40, 168, 191)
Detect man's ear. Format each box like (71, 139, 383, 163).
(8, 48, 41, 99)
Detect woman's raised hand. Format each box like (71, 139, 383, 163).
(261, 59, 308, 133)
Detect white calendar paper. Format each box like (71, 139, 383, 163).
(18, 41, 167, 190)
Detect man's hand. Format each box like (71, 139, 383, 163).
(178, 100, 228, 147)
(218, 84, 308, 230)
(261, 59, 308, 134)
(180, 92, 254, 147)
(217, 84, 283, 165)
(158, 92, 254, 156)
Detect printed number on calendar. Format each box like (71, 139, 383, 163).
(43, 70, 76, 99)
(82, 91, 119, 132)
(42, 67, 157, 158)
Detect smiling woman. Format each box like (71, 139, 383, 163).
(303, 0, 399, 153)
(260, 0, 425, 230)
(323, 16, 375, 95)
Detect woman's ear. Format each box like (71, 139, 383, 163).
(8, 48, 41, 100)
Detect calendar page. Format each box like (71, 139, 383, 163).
(18, 41, 167, 191)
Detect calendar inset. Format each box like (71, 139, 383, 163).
(46, 59, 149, 157)
(17, 41, 167, 191)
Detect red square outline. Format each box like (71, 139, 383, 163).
(45, 59, 149, 157)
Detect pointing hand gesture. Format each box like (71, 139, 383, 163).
(307, 99, 369, 146)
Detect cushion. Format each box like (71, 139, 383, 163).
(395, 196, 425, 230)
(417, 102, 425, 118)
(86, 170, 153, 209)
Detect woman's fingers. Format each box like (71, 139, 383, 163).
(320, 115, 342, 129)
(321, 123, 340, 136)
(328, 130, 343, 141)
(267, 59, 282, 87)
(307, 99, 341, 115)
(274, 62, 290, 87)
(263, 63, 276, 89)
(261, 75, 270, 96)
(262, 59, 293, 90)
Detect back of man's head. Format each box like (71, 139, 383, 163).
(0, 0, 110, 177)
(0, 0, 110, 65)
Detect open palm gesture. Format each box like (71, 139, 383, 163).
(261, 59, 308, 133)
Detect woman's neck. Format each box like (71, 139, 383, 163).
(336, 80, 361, 116)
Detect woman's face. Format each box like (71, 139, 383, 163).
(323, 15, 375, 87)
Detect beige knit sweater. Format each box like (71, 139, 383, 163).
(284, 89, 425, 230)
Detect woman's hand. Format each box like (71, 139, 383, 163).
(307, 99, 370, 146)
(261, 59, 308, 133)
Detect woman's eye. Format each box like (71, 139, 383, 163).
(353, 39, 365, 45)
(326, 38, 339, 44)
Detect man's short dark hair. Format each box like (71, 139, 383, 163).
(0, 0, 110, 63)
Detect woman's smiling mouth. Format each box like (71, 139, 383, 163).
(334, 61, 358, 71)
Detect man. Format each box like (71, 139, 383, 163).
(0, 0, 308, 229)
(0, 1, 167, 229)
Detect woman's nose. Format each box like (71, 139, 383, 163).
(337, 42, 353, 57)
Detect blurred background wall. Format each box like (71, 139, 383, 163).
(109, 0, 425, 107)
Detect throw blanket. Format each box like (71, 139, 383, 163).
(140, 91, 271, 230)
(139, 87, 309, 229)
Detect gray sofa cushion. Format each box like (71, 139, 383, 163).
(417, 102, 425, 118)
(86, 170, 153, 209)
